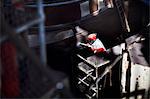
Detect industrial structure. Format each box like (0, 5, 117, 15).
(0, 0, 149, 98)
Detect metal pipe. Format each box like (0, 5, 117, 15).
(96, 55, 122, 84)
(37, 0, 47, 64)
(0, 17, 43, 44)
(26, 0, 84, 7)
(16, 17, 43, 33)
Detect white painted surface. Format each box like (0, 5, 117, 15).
(121, 52, 129, 93)
(130, 63, 150, 95)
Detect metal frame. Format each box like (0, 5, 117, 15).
(0, 0, 46, 64)
(77, 53, 122, 98)
(0, 0, 67, 98)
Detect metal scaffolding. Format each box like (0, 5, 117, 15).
(0, 0, 69, 98)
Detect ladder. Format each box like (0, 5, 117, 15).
(115, 0, 130, 33)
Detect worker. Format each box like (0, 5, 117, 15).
(87, 0, 113, 53)
(87, 33, 106, 53)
